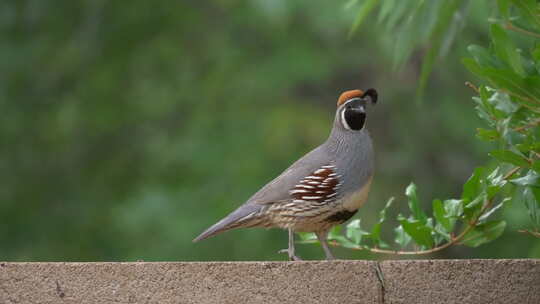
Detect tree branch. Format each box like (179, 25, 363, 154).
(464, 81, 479, 94)
(504, 21, 540, 39)
(518, 229, 540, 238)
(501, 89, 540, 108)
(513, 118, 540, 133)
(330, 221, 478, 255)
(502, 166, 521, 180)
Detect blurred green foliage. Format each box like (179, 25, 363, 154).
(0, 0, 538, 261)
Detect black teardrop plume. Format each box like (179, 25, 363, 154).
(362, 88, 378, 104)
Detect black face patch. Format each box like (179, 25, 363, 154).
(325, 209, 358, 223)
(344, 108, 366, 130)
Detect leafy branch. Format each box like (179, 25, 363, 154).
(300, 0, 540, 255)
(356, 166, 522, 255)
(465, 0, 540, 240)
(330, 199, 494, 256)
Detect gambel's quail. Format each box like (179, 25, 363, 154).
(194, 89, 378, 260)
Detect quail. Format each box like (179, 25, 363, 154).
(193, 89, 378, 260)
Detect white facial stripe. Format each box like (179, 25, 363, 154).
(341, 107, 352, 130)
(340, 97, 362, 131)
(343, 97, 362, 106)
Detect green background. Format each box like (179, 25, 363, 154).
(1, 0, 538, 261)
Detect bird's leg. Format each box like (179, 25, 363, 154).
(316, 231, 335, 260)
(278, 228, 302, 261)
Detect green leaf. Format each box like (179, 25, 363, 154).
(532, 161, 540, 174)
(370, 223, 384, 247)
(461, 220, 506, 247)
(531, 43, 540, 74)
(433, 199, 452, 232)
(467, 44, 500, 68)
(489, 150, 530, 167)
(400, 218, 434, 248)
(462, 167, 484, 200)
(378, 196, 395, 222)
(487, 91, 518, 114)
(297, 232, 317, 243)
(369, 197, 394, 249)
(481, 68, 540, 106)
(444, 199, 464, 218)
(346, 219, 370, 244)
(462, 57, 487, 77)
(476, 128, 500, 141)
(432, 199, 456, 244)
(496, 117, 513, 143)
(433, 222, 451, 242)
(510, 170, 540, 187)
(475, 86, 509, 121)
(405, 183, 427, 222)
(497, 0, 510, 19)
(478, 200, 507, 223)
(383, 0, 410, 31)
(463, 57, 540, 106)
(416, 0, 461, 100)
(482, 167, 508, 200)
(491, 24, 525, 76)
(516, 142, 540, 154)
(371, 223, 390, 249)
(479, 85, 491, 103)
(349, 0, 381, 37)
(328, 225, 342, 238)
(474, 101, 495, 125)
(394, 224, 411, 248)
(327, 226, 364, 249)
(344, 0, 360, 10)
(487, 184, 503, 200)
(377, 0, 396, 23)
(433, 199, 463, 242)
(510, 0, 540, 29)
(523, 187, 540, 227)
(464, 192, 487, 219)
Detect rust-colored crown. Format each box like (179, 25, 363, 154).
(337, 89, 364, 106)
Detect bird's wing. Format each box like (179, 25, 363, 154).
(193, 145, 335, 242)
(246, 145, 338, 205)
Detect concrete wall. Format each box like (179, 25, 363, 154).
(0, 259, 538, 304)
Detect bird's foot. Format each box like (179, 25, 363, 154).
(278, 249, 303, 261)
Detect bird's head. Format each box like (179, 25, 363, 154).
(336, 89, 377, 131)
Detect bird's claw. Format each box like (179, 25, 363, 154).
(278, 249, 303, 261)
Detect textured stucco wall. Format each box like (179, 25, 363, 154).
(0, 259, 538, 304)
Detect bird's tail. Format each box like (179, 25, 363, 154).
(192, 204, 263, 242)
